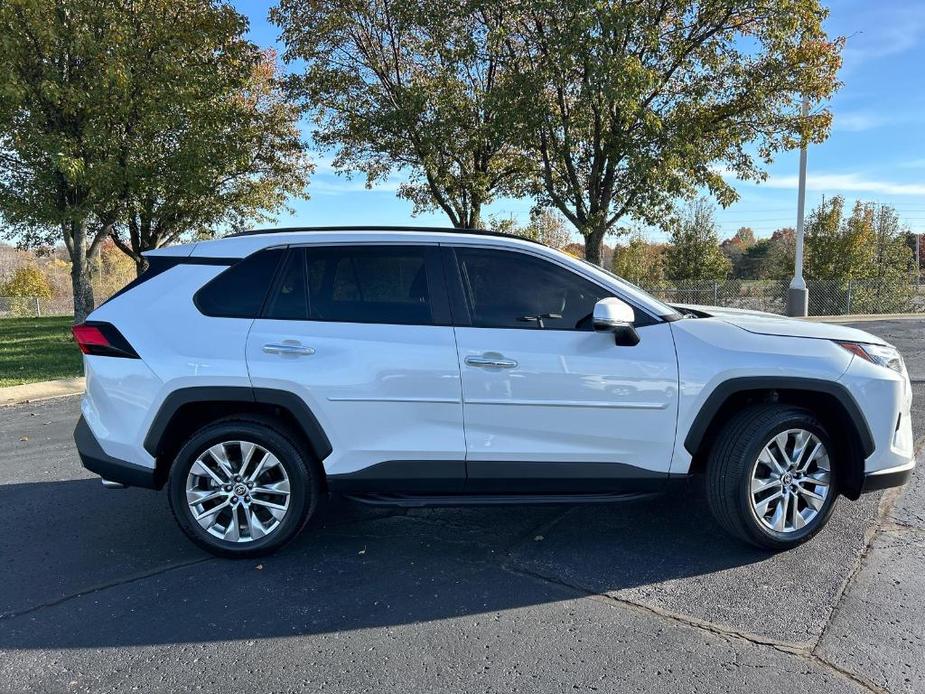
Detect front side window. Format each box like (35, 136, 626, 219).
(264, 245, 441, 325)
(453, 247, 610, 330)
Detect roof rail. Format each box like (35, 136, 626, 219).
(227, 225, 546, 245)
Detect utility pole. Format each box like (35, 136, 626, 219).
(787, 97, 810, 317)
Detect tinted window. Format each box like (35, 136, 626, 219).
(264, 249, 308, 320)
(454, 248, 609, 330)
(263, 245, 439, 325)
(195, 248, 284, 318)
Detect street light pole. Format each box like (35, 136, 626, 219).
(787, 97, 811, 317)
(916, 233, 921, 286)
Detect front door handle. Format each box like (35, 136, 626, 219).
(263, 342, 315, 356)
(465, 354, 518, 369)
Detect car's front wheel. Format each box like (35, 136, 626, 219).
(706, 405, 838, 550)
(167, 417, 319, 557)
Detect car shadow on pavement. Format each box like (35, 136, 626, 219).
(0, 476, 872, 649)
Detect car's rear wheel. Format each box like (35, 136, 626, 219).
(706, 405, 838, 550)
(168, 418, 319, 557)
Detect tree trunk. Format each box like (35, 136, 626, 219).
(467, 202, 482, 230)
(135, 255, 149, 276)
(66, 218, 96, 323)
(583, 226, 607, 267)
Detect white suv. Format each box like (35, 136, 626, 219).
(72, 227, 915, 557)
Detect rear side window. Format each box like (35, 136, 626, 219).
(263, 245, 445, 325)
(194, 248, 284, 318)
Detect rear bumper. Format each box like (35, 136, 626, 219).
(74, 416, 158, 489)
(861, 459, 915, 493)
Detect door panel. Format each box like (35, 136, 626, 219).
(446, 245, 679, 489)
(246, 245, 465, 487)
(247, 321, 465, 481)
(456, 324, 679, 474)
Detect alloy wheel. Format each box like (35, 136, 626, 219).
(749, 428, 831, 534)
(185, 440, 291, 543)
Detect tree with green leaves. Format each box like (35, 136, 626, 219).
(272, 0, 531, 229)
(0, 1, 309, 322)
(109, 40, 309, 276)
(664, 198, 730, 281)
(2, 264, 52, 300)
(612, 231, 665, 285)
(805, 198, 913, 313)
(0, 0, 131, 320)
(0, 263, 53, 316)
(505, 0, 842, 264)
(520, 209, 572, 249)
(855, 203, 915, 312)
(738, 228, 795, 280)
(804, 197, 870, 281)
(721, 226, 755, 277)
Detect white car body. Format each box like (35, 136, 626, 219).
(74, 227, 914, 522)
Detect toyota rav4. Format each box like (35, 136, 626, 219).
(72, 226, 915, 557)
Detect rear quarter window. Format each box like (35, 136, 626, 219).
(194, 248, 284, 318)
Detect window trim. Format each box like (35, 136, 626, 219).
(442, 244, 662, 331)
(258, 243, 452, 327)
(263, 247, 310, 321)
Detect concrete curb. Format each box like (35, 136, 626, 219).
(0, 377, 85, 407)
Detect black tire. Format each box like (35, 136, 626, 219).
(167, 416, 320, 558)
(706, 404, 839, 551)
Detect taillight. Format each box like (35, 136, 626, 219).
(71, 322, 139, 359)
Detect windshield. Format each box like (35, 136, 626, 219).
(578, 259, 681, 319)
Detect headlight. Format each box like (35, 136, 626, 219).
(838, 341, 907, 376)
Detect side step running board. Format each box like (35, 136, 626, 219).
(342, 492, 658, 508)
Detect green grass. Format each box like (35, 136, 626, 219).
(0, 316, 83, 387)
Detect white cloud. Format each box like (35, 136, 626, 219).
(832, 109, 925, 133)
(310, 175, 403, 196)
(839, 4, 925, 69)
(714, 166, 925, 196)
(758, 172, 925, 196)
(833, 111, 890, 132)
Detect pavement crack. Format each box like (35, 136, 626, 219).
(810, 444, 922, 661)
(501, 561, 807, 650)
(808, 653, 892, 694)
(501, 561, 888, 694)
(0, 557, 213, 622)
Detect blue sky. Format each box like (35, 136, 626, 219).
(235, 0, 925, 243)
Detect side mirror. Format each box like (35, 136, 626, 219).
(593, 297, 640, 346)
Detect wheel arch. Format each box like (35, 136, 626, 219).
(144, 386, 332, 489)
(684, 377, 874, 500)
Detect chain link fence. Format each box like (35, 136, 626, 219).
(0, 296, 78, 318)
(641, 280, 925, 316)
(2, 280, 924, 318)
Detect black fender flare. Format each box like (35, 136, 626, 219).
(683, 376, 875, 458)
(143, 386, 333, 463)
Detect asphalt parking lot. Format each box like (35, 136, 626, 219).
(1, 319, 923, 693)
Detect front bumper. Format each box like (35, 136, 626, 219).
(861, 459, 915, 493)
(74, 416, 158, 489)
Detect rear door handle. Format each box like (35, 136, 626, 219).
(465, 355, 518, 369)
(263, 343, 315, 356)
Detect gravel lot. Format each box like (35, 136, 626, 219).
(0, 318, 922, 693)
